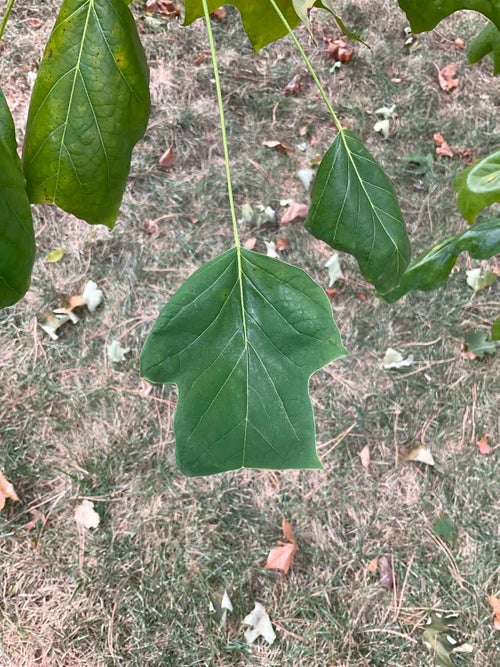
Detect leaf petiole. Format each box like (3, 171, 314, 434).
(0, 0, 15, 43)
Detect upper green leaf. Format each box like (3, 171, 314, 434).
(305, 131, 411, 294)
(0, 90, 35, 308)
(23, 0, 150, 227)
(140, 248, 346, 476)
(398, 0, 500, 33)
(454, 150, 500, 222)
(468, 21, 500, 74)
(382, 218, 500, 302)
(184, 0, 316, 50)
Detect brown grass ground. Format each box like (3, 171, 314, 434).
(0, 1, 499, 665)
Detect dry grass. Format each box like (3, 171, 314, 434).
(0, 1, 499, 665)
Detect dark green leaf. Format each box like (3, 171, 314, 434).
(382, 218, 500, 302)
(398, 0, 500, 33)
(0, 90, 35, 308)
(184, 0, 327, 50)
(468, 21, 500, 74)
(305, 130, 411, 294)
(491, 318, 500, 340)
(465, 331, 496, 357)
(140, 248, 346, 476)
(454, 150, 500, 223)
(23, 0, 150, 227)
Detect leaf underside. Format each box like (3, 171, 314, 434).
(184, 0, 310, 50)
(454, 150, 500, 223)
(305, 131, 411, 294)
(382, 218, 500, 302)
(0, 90, 35, 308)
(23, 0, 150, 227)
(140, 248, 346, 476)
(398, 0, 500, 33)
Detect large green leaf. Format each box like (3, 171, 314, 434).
(398, 0, 500, 33)
(0, 90, 35, 308)
(468, 21, 500, 74)
(382, 218, 500, 302)
(23, 0, 150, 227)
(184, 0, 318, 50)
(454, 150, 500, 223)
(305, 131, 411, 294)
(140, 248, 346, 476)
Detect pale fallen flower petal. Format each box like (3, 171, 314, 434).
(74, 500, 100, 529)
(81, 280, 103, 312)
(297, 168, 314, 190)
(383, 348, 414, 369)
(243, 602, 276, 645)
(374, 118, 390, 138)
(107, 340, 130, 363)
(325, 253, 343, 287)
(39, 313, 72, 340)
(265, 241, 279, 258)
(403, 445, 435, 466)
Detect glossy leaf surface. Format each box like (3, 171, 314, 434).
(454, 150, 500, 222)
(23, 0, 150, 227)
(398, 0, 500, 33)
(184, 0, 318, 50)
(305, 131, 410, 294)
(141, 248, 346, 476)
(0, 90, 35, 308)
(468, 21, 500, 74)
(382, 218, 500, 302)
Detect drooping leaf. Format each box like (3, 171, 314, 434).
(0, 90, 35, 309)
(23, 0, 150, 227)
(454, 150, 500, 222)
(382, 218, 500, 302)
(318, 1, 369, 46)
(184, 0, 303, 50)
(465, 331, 496, 357)
(468, 21, 500, 74)
(305, 130, 411, 294)
(397, 1, 500, 33)
(140, 248, 346, 476)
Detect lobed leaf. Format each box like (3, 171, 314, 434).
(468, 21, 500, 74)
(140, 248, 346, 476)
(454, 150, 500, 223)
(0, 90, 35, 308)
(305, 130, 411, 294)
(382, 218, 500, 302)
(23, 0, 150, 227)
(398, 0, 500, 33)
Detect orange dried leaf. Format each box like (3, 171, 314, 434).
(23, 508, 46, 531)
(282, 73, 301, 96)
(262, 140, 291, 157)
(243, 237, 257, 250)
(265, 518, 297, 574)
(476, 433, 491, 455)
(433, 133, 454, 158)
(368, 557, 378, 573)
(0, 470, 19, 511)
(194, 52, 208, 66)
(454, 38, 465, 50)
(326, 38, 354, 63)
(280, 201, 309, 224)
(145, 0, 180, 18)
(438, 63, 459, 91)
(488, 595, 500, 631)
(275, 236, 289, 251)
(159, 146, 175, 168)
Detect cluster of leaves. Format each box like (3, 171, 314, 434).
(1, 0, 499, 476)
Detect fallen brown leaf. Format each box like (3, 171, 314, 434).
(280, 201, 308, 224)
(325, 288, 339, 298)
(359, 444, 370, 469)
(145, 0, 180, 18)
(143, 218, 162, 238)
(262, 140, 291, 157)
(488, 595, 500, 631)
(243, 237, 257, 250)
(378, 555, 394, 590)
(326, 38, 354, 63)
(438, 63, 459, 91)
(23, 508, 46, 531)
(265, 518, 297, 574)
(0, 470, 19, 511)
(476, 433, 491, 455)
(275, 236, 289, 251)
(368, 557, 378, 573)
(194, 52, 208, 66)
(282, 74, 301, 96)
(159, 146, 175, 168)
(210, 7, 226, 20)
(433, 133, 454, 158)
(454, 38, 465, 50)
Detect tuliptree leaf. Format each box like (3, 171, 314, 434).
(468, 21, 500, 74)
(398, 1, 500, 33)
(382, 218, 500, 302)
(140, 248, 346, 476)
(23, 0, 150, 227)
(305, 130, 411, 294)
(454, 150, 500, 223)
(0, 90, 35, 309)
(184, 0, 320, 50)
